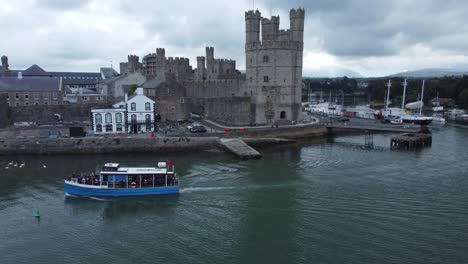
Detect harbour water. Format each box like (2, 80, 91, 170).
(1, 126, 467, 264)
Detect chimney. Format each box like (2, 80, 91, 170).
(136, 87, 143, 95)
(18, 72, 23, 79)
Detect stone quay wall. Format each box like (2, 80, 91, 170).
(0, 137, 220, 155)
(9, 104, 111, 124)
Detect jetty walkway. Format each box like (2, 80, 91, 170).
(326, 124, 420, 133)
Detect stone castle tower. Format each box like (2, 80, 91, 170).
(245, 8, 305, 125)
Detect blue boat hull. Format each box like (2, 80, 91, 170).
(64, 181, 179, 197)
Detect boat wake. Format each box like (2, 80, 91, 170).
(180, 186, 238, 193)
(65, 192, 108, 201)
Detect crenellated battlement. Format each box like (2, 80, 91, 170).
(245, 10, 261, 19)
(156, 48, 165, 57)
(261, 16, 280, 25)
(290, 8, 305, 19)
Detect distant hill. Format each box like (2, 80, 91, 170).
(387, 68, 468, 78)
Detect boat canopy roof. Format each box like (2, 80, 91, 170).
(101, 167, 169, 174)
(101, 162, 173, 174)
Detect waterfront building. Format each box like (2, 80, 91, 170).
(91, 87, 156, 134)
(0, 72, 64, 106)
(0, 57, 108, 106)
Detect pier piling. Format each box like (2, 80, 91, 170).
(390, 133, 432, 150)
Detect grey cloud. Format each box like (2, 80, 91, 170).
(2, 0, 468, 76)
(259, 0, 468, 57)
(36, 0, 91, 10)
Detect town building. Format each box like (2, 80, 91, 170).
(0, 57, 107, 106)
(0, 72, 64, 106)
(91, 88, 156, 134)
(99, 71, 146, 101)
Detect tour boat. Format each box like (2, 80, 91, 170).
(64, 162, 180, 197)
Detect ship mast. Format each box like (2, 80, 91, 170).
(419, 80, 425, 115)
(401, 79, 407, 110)
(385, 80, 391, 111)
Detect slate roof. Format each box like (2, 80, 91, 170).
(22, 64, 52, 77)
(50, 71, 101, 85)
(0, 76, 61, 92)
(100, 67, 119, 79)
(142, 77, 163, 89)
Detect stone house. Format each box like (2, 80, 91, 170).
(91, 88, 156, 134)
(0, 73, 64, 107)
(100, 71, 146, 102)
(142, 78, 187, 121)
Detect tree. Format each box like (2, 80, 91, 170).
(457, 88, 468, 109)
(127, 84, 138, 96)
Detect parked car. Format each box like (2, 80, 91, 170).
(13, 121, 35, 127)
(189, 125, 207, 133)
(187, 122, 201, 131)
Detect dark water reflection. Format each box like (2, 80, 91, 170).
(1, 126, 467, 264)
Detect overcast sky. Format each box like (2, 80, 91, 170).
(1, 0, 468, 77)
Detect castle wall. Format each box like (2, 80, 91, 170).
(186, 96, 252, 126)
(183, 77, 248, 99)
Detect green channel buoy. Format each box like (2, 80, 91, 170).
(35, 210, 41, 218)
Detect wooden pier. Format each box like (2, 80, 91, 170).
(390, 133, 432, 149)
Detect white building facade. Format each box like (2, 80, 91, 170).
(92, 88, 156, 134)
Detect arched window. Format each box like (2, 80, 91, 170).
(280, 111, 286, 119)
(131, 102, 136, 111)
(105, 113, 112, 123)
(131, 114, 137, 123)
(95, 113, 102, 124)
(145, 102, 151, 111)
(115, 113, 122, 123)
(145, 114, 151, 122)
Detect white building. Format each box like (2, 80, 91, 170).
(92, 88, 156, 134)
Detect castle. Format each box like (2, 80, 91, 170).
(119, 8, 305, 126)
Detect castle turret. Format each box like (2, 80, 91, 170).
(245, 10, 261, 44)
(196, 56, 206, 80)
(290, 8, 305, 43)
(156, 48, 165, 58)
(1, 55, 8, 71)
(245, 7, 305, 125)
(261, 16, 280, 41)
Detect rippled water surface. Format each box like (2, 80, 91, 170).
(1, 126, 467, 264)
